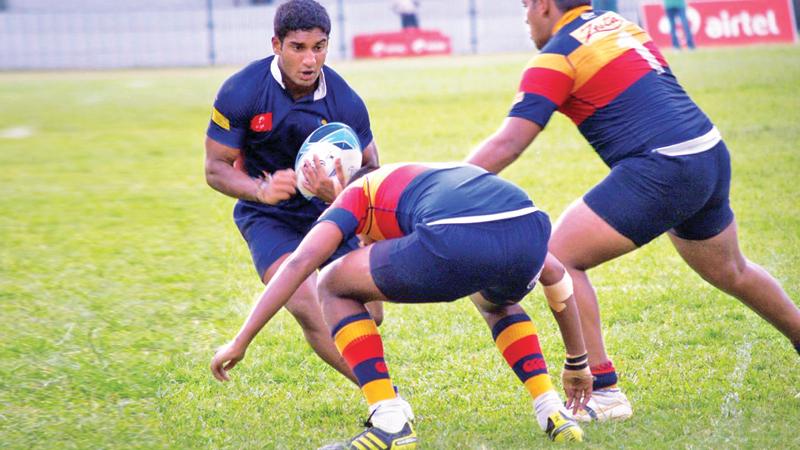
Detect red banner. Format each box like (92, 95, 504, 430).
(352, 29, 452, 59)
(640, 0, 798, 47)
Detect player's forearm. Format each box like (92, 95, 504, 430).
(466, 137, 523, 174)
(550, 297, 588, 357)
(361, 141, 380, 169)
(205, 159, 261, 202)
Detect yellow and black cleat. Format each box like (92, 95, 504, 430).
(546, 410, 584, 443)
(319, 422, 417, 450)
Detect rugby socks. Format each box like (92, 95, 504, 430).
(591, 360, 619, 390)
(332, 312, 407, 433)
(492, 313, 554, 399)
(492, 313, 563, 430)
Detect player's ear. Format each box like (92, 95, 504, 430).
(271, 36, 282, 55)
(538, 0, 554, 17)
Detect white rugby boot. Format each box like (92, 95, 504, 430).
(573, 387, 633, 422)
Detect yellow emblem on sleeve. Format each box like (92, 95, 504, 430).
(211, 107, 230, 131)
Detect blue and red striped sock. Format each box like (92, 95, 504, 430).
(331, 312, 396, 406)
(491, 313, 554, 399)
(591, 360, 618, 390)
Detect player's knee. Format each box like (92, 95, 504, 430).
(285, 300, 323, 332)
(317, 265, 341, 304)
(547, 239, 585, 271)
(284, 283, 324, 329)
(539, 253, 565, 286)
(698, 258, 748, 291)
(366, 302, 384, 326)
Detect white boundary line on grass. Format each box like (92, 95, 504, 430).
(0, 126, 34, 139)
(721, 338, 753, 420)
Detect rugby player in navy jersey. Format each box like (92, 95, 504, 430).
(211, 163, 594, 447)
(467, 0, 800, 422)
(204, 0, 382, 385)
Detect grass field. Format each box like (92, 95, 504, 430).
(1, 45, 799, 449)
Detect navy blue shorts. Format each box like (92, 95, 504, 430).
(369, 211, 551, 305)
(234, 201, 360, 278)
(584, 141, 734, 247)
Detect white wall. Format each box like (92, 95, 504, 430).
(0, 0, 646, 70)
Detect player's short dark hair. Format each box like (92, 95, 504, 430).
(554, 0, 591, 12)
(274, 0, 331, 41)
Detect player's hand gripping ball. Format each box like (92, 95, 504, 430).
(295, 122, 363, 199)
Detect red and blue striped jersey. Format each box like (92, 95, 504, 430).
(318, 163, 535, 241)
(510, 6, 714, 167)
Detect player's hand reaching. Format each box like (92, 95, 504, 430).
(562, 365, 593, 414)
(302, 154, 343, 203)
(210, 340, 248, 382)
(255, 168, 296, 205)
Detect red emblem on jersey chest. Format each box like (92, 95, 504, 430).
(250, 113, 272, 132)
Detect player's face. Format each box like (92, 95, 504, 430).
(523, 0, 552, 49)
(273, 28, 329, 97)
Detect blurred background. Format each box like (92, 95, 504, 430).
(2, 0, 778, 70)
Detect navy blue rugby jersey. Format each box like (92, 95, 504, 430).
(207, 55, 373, 215)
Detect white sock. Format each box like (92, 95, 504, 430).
(533, 390, 565, 431)
(368, 398, 410, 433)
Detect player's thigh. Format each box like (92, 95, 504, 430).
(549, 198, 637, 271)
(234, 211, 304, 282)
(318, 245, 389, 304)
(668, 220, 745, 285)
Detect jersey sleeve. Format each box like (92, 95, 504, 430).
(508, 53, 575, 128)
(316, 184, 369, 240)
(206, 72, 255, 149)
(340, 88, 374, 151)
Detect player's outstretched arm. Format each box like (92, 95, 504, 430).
(210, 222, 344, 382)
(539, 252, 592, 413)
(465, 117, 542, 174)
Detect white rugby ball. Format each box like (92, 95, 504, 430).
(295, 122, 363, 200)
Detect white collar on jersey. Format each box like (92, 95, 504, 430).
(270, 55, 328, 101)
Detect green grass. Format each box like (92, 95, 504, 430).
(1, 45, 799, 449)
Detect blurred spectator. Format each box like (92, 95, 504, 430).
(665, 0, 695, 50)
(392, 0, 420, 30)
(794, 0, 799, 30)
(250, 0, 275, 4)
(592, 0, 617, 12)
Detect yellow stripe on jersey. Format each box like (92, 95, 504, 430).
(211, 107, 230, 131)
(494, 321, 538, 353)
(568, 18, 656, 91)
(568, 33, 628, 90)
(525, 53, 575, 79)
(334, 319, 379, 353)
(361, 165, 400, 240)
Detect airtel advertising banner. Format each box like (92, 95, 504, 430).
(352, 29, 452, 59)
(641, 0, 798, 47)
